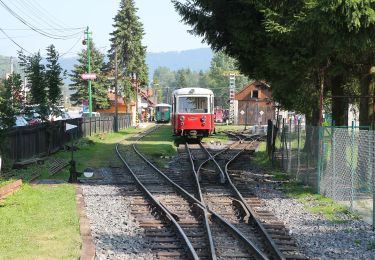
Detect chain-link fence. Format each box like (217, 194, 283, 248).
(267, 120, 375, 228)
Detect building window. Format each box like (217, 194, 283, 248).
(252, 90, 259, 98)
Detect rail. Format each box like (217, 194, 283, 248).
(115, 126, 199, 260)
(128, 126, 268, 259)
(206, 132, 285, 260)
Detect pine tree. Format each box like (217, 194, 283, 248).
(46, 45, 63, 114)
(18, 51, 48, 120)
(109, 0, 148, 88)
(69, 41, 109, 110)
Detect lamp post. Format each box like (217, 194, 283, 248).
(83, 26, 93, 117)
(114, 48, 119, 132)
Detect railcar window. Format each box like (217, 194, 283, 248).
(178, 97, 208, 113)
(159, 107, 169, 112)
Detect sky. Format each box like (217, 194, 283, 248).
(0, 0, 208, 58)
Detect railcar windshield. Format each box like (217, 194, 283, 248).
(178, 96, 208, 113)
(157, 107, 170, 112)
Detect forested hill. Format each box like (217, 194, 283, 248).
(146, 48, 213, 78)
(1, 48, 213, 82)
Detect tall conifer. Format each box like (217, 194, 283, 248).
(46, 45, 63, 114)
(109, 0, 148, 87)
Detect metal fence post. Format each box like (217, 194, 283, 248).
(372, 130, 375, 231)
(281, 118, 285, 170)
(287, 119, 292, 173)
(332, 122, 336, 201)
(317, 126, 323, 194)
(350, 121, 355, 210)
(296, 119, 301, 180)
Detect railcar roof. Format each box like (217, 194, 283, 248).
(155, 103, 172, 107)
(172, 87, 214, 96)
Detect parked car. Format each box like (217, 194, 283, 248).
(82, 112, 100, 118)
(49, 110, 71, 121)
(15, 115, 28, 127)
(23, 112, 42, 125)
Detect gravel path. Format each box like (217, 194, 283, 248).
(81, 168, 153, 260)
(255, 182, 375, 259)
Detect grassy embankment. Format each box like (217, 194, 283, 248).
(252, 142, 359, 223)
(136, 124, 246, 167)
(0, 127, 140, 259)
(136, 124, 177, 167)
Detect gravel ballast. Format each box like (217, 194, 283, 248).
(255, 183, 375, 259)
(81, 168, 153, 260)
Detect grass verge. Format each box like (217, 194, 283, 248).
(0, 127, 140, 184)
(205, 124, 247, 144)
(253, 141, 358, 222)
(0, 184, 80, 259)
(137, 125, 177, 167)
(0, 126, 142, 259)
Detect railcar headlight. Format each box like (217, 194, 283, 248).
(180, 122, 184, 126)
(202, 122, 206, 126)
(201, 116, 206, 121)
(180, 116, 185, 121)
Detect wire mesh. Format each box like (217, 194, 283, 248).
(268, 120, 374, 227)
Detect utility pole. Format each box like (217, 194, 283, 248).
(10, 56, 13, 74)
(133, 73, 139, 126)
(114, 48, 119, 132)
(84, 26, 93, 117)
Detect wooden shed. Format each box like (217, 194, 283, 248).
(235, 81, 274, 125)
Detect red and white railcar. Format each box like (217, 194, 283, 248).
(172, 87, 215, 138)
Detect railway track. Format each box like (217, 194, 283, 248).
(116, 126, 271, 259)
(116, 127, 209, 259)
(188, 132, 308, 259)
(114, 126, 307, 259)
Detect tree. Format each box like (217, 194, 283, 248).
(69, 42, 109, 110)
(18, 51, 48, 120)
(207, 52, 248, 98)
(0, 73, 22, 172)
(176, 69, 188, 89)
(109, 0, 148, 89)
(45, 45, 63, 114)
(173, 1, 375, 126)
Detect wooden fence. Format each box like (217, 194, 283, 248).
(5, 114, 132, 163)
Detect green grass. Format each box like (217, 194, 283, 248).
(137, 125, 177, 167)
(52, 127, 140, 174)
(0, 127, 140, 184)
(0, 179, 16, 187)
(368, 241, 375, 250)
(205, 124, 248, 144)
(0, 184, 80, 259)
(253, 141, 359, 222)
(251, 142, 288, 180)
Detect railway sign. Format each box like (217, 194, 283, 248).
(259, 110, 264, 115)
(81, 73, 97, 80)
(240, 110, 245, 115)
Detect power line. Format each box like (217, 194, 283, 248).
(0, 0, 83, 39)
(0, 27, 31, 54)
(0, 27, 85, 31)
(60, 35, 84, 58)
(0, 34, 41, 40)
(24, 0, 72, 30)
(12, 0, 77, 36)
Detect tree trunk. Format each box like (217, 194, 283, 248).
(358, 66, 375, 128)
(331, 75, 348, 126)
(359, 72, 371, 127)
